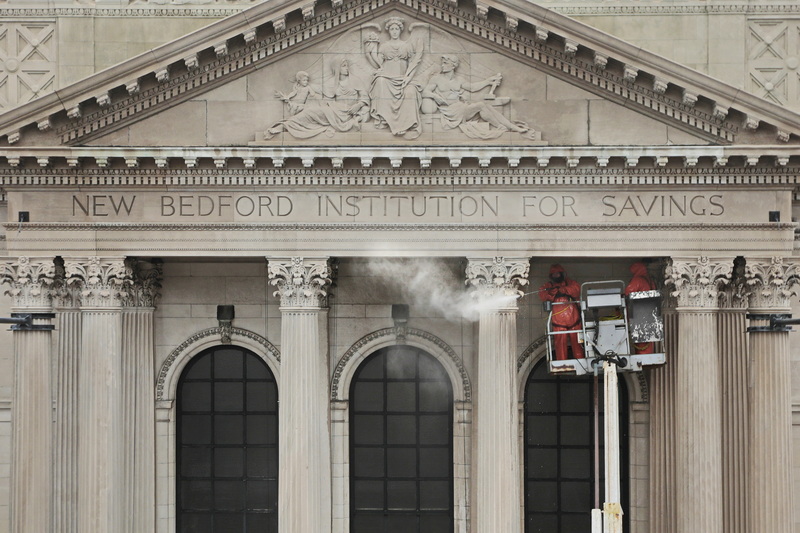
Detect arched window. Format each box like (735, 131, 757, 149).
(524, 360, 629, 533)
(349, 345, 454, 533)
(177, 346, 278, 532)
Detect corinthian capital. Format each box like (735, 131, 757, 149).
(64, 257, 133, 308)
(465, 257, 529, 308)
(745, 256, 800, 310)
(125, 259, 163, 308)
(665, 256, 733, 308)
(0, 257, 56, 308)
(268, 257, 332, 308)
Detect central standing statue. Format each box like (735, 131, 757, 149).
(364, 17, 423, 139)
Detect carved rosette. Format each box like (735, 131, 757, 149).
(268, 257, 332, 308)
(0, 256, 56, 308)
(664, 257, 733, 308)
(744, 257, 800, 310)
(64, 257, 133, 308)
(124, 259, 163, 308)
(465, 257, 529, 308)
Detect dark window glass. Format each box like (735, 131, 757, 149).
(523, 360, 629, 533)
(350, 346, 453, 533)
(177, 346, 278, 532)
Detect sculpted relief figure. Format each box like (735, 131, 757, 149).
(257, 16, 543, 143)
(364, 17, 424, 139)
(264, 60, 369, 139)
(422, 55, 538, 140)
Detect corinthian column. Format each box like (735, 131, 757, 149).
(0, 257, 55, 533)
(664, 257, 732, 533)
(268, 257, 333, 533)
(744, 257, 798, 533)
(122, 260, 161, 533)
(717, 259, 750, 533)
(65, 257, 133, 533)
(466, 257, 529, 533)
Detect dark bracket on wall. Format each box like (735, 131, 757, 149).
(746, 313, 799, 333)
(0, 313, 56, 331)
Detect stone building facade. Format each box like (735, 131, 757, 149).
(0, 0, 799, 532)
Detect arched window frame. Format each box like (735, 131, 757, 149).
(155, 327, 280, 533)
(331, 328, 471, 533)
(516, 337, 651, 533)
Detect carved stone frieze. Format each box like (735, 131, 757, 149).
(0, 256, 56, 308)
(124, 259, 163, 308)
(664, 256, 734, 308)
(268, 257, 332, 308)
(465, 257, 529, 307)
(744, 256, 800, 309)
(64, 257, 133, 308)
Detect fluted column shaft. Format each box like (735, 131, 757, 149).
(53, 304, 81, 533)
(1, 257, 56, 533)
(466, 257, 529, 533)
(649, 309, 677, 533)
(268, 257, 333, 533)
(674, 307, 722, 533)
(718, 302, 749, 533)
(12, 318, 54, 533)
(64, 257, 132, 533)
(745, 257, 797, 533)
(665, 257, 732, 533)
(122, 307, 156, 533)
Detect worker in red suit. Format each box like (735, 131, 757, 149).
(540, 264, 585, 360)
(625, 261, 655, 354)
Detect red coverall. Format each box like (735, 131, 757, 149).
(540, 264, 585, 360)
(625, 262, 655, 354)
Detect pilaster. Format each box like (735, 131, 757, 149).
(52, 257, 82, 533)
(65, 256, 132, 533)
(717, 258, 750, 533)
(0, 257, 56, 533)
(744, 257, 798, 533)
(268, 257, 333, 533)
(122, 259, 162, 533)
(664, 256, 733, 533)
(465, 257, 529, 533)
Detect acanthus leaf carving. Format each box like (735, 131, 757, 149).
(125, 258, 163, 308)
(744, 256, 800, 309)
(64, 257, 133, 307)
(465, 257, 530, 308)
(0, 256, 56, 308)
(268, 257, 332, 308)
(664, 256, 733, 308)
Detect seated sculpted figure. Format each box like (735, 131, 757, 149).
(264, 60, 369, 139)
(422, 55, 536, 140)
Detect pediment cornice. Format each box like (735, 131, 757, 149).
(1, 0, 800, 146)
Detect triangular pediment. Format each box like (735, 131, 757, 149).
(1, 0, 799, 150)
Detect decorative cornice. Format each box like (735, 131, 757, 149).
(156, 326, 280, 401)
(0, 6, 244, 17)
(330, 326, 471, 401)
(745, 256, 800, 309)
(3, 147, 800, 174)
(0, 256, 56, 308)
(63, 256, 133, 307)
(267, 257, 332, 308)
(465, 257, 529, 307)
(664, 256, 734, 308)
(4, 221, 794, 233)
(125, 258, 163, 307)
